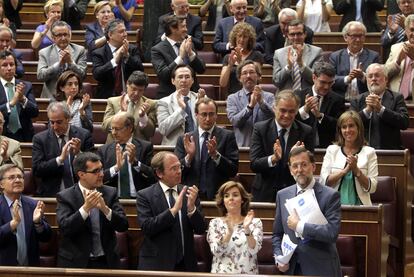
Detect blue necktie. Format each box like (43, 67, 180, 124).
(89, 207, 104, 257)
(119, 144, 130, 198)
(6, 82, 21, 134)
(168, 189, 183, 263)
(199, 132, 209, 194)
(60, 135, 74, 189)
(15, 201, 28, 265)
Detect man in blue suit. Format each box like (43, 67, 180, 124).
(329, 21, 380, 101)
(213, 0, 265, 56)
(0, 164, 52, 266)
(226, 60, 274, 147)
(272, 146, 341, 276)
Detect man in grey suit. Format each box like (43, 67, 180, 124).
(226, 60, 274, 147)
(37, 21, 87, 98)
(272, 146, 341, 276)
(329, 21, 380, 101)
(272, 20, 322, 92)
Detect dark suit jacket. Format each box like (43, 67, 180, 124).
(156, 12, 204, 50)
(329, 48, 380, 97)
(333, 0, 384, 32)
(264, 24, 314, 65)
(203, 3, 230, 31)
(250, 118, 314, 202)
(212, 16, 265, 56)
(137, 182, 206, 271)
(296, 88, 346, 148)
(56, 184, 128, 268)
(350, 89, 409, 149)
(92, 43, 144, 99)
(0, 80, 38, 142)
(32, 126, 94, 196)
(0, 194, 52, 266)
(62, 0, 89, 30)
(151, 39, 206, 99)
(97, 138, 156, 193)
(4, 0, 23, 28)
(175, 126, 239, 200)
(85, 21, 105, 60)
(272, 182, 341, 276)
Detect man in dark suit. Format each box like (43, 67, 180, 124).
(250, 90, 314, 202)
(56, 152, 129, 269)
(212, 0, 265, 56)
(151, 15, 206, 99)
(137, 151, 206, 271)
(175, 97, 239, 200)
(296, 62, 346, 148)
(329, 21, 380, 101)
(92, 19, 144, 99)
(264, 8, 314, 65)
(61, 0, 89, 30)
(155, 0, 203, 50)
(98, 112, 155, 198)
(351, 63, 409, 149)
(0, 164, 52, 266)
(272, 146, 341, 276)
(333, 0, 384, 32)
(32, 102, 94, 197)
(0, 50, 38, 142)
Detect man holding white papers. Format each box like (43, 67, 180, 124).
(272, 146, 341, 276)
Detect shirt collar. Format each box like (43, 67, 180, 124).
(78, 182, 97, 197)
(4, 194, 21, 208)
(198, 125, 215, 138)
(166, 36, 179, 48)
(296, 177, 316, 194)
(347, 48, 363, 57)
(108, 42, 118, 53)
(274, 120, 292, 134)
(159, 181, 178, 193)
(312, 86, 323, 99)
(1, 77, 15, 88)
(55, 127, 70, 140)
(233, 17, 245, 24)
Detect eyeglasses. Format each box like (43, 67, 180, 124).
(346, 33, 365, 39)
(84, 168, 104, 174)
(53, 33, 69, 38)
(198, 112, 216, 118)
(288, 32, 304, 37)
(109, 125, 128, 133)
(289, 162, 311, 170)
(170, 164, 184, 172)
(240, 70, 257, 76)
(2, 175, 23, 181)
(49, 119, 65, 125)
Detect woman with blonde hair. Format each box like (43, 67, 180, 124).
(207, 181, 263, 274)
(219, 22, 263, 95)
(320, 110, 378, 205)
(31, 0, 63, 50)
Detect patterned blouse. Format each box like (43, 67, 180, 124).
(207, 217, 263, 274)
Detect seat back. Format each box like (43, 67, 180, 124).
(199, 83, 217, 99)
(336, 235, 358, 277)
(198, 51, 219, 63)
(150, 127, 163, 145)
(257, 234, 280, 274)
(116, 231, 129, 269)
(92, 124, 108, 144)
(23, 170, 36, 196)
(193, 233, 212, 272)
(39, 229, 58, 267)
(144, 83, 159, 99)
(259, 84, 277, 95)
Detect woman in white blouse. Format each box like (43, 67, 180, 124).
(296, 0, 333, 32)
(207, 181, 263, 274)
(320, 110, 378, 205)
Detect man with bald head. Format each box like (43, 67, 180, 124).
(351, 63, 409, 149)
(213, 0, 265, 56)
(155, 0, 203, 50)
(98, 111, 154, 198)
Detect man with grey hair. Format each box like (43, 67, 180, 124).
(351, 63, 409, 149)
(37, 21, 87, 98)
(385, 14, 414, 101)
(381, 0, 414, 60)
(92, 19, 143, 99)
(0, 26, 24, 78)
(329, 21, 380, 100)
(250, 89, 314, 202)
(264, 8, 314, 64)
(32, 101, 94, 196)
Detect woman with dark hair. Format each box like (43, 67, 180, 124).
(207, 181, 263, 274)
(320, 110, 378, 205)
(219, 22, 263, 96)
(54, 71, 93, 132)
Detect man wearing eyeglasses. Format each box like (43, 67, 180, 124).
(329, 21, 380, 101)
(137, 151, 205, 271)
(56, 152, 128, 269)
(272, 19, 322, 92)
(296, 62, 346, 148)
(155, 0, 204, 50)
(98, 112, 155, 198)
(32, 101, 94, 197)
(0, 164, 52, 266)
(175, 97, 239, 200)
(37, 20, 87, 99)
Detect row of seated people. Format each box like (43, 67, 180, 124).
(0, 145, 393, 276)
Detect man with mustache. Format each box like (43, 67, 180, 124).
(351, 63, 409, 149)
(272, 146, 341, 276)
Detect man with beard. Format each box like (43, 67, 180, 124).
(272, 146, 341, 276)
(351, 63, 409, 149)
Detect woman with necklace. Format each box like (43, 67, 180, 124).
(320, 110, 378, 205)
(207, 181, 263, 274)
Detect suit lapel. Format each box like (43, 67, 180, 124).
(340, 50, 351, 73)
(0, 194, 12, 222)
(154, 182, 169, 211)
(287, 121, 299, 150)
(193, 129, 201, 167)
(21, 197, 32, 245)
(320, 93, 331, 113)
